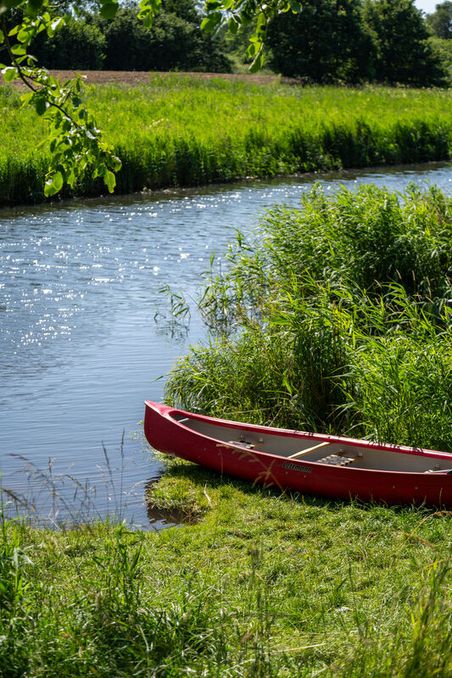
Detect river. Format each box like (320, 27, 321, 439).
(1, 164, 451, 527)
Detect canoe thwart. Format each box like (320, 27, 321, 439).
(288, 441, 331, 459)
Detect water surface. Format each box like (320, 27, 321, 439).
(1, 164, 450, 526)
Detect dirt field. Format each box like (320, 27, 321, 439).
(2, 69, 295, 88)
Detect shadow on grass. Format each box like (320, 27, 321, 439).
(145, 458, 445, 526)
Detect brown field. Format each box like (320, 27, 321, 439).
(2, 69, 294, 88)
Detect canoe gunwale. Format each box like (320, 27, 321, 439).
(145, 401, 452, 474)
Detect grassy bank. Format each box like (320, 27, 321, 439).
(1, 471, 451, 676)
(0, 76, 451, 206)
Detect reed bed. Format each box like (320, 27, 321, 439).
(0, 76, 451, 205)
(166, 184, 452, 452)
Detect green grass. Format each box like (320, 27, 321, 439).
(1, 472, 451, 677)
(0, 75, 451, 205)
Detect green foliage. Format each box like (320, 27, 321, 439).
(166, 185, 452, 450)
(363, 0, 447, 86)
(429, 35, 452, 85)
(0, 0, 448, 197)
(0, 78, 451, 205)
(31, 17, 107, 69)
(3, 2, 233, 74)
(427, 0, 452, 40)
(266, 0, 448, 85)
(203, 0, 303, 70)
(99, 2, 232, 72)
(268, 0, 375, 83)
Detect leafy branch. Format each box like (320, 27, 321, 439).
(202, 0, 302, 70)
(0, 2, 125, 196)
(0, 0, 301, 197)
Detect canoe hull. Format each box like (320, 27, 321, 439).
(144, 401, 452, 508)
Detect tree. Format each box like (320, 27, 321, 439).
(363, 0, 447, 86)
(267, 0, 375, 83)
(427, 1, 452, 39)
(32, 17, 106, 69)
(100, 1, 231, 72)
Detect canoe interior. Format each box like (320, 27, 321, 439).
(173, 414, 452, 474)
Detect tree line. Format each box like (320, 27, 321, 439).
(267, 0, 451, 86)
(4, 0, 451, 85)
(7, 0, 234, 73)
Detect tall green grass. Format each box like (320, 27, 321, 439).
(166, 184, 452, 451)
(0, 76, 451, 205)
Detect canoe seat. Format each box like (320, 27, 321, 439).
(318, 454, 355, 467)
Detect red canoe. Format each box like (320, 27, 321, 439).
(144, 401, 452, 508)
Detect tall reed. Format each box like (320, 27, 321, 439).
(166, 184, 452, 450)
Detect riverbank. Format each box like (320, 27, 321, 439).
(1, 176, 451, 675)
(1, 76, 451, 206)
(2, 166, 450, 527)
(1, 465, 450, 676)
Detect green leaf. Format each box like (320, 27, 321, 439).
(17, 27, 33, 44)
(228, 17, 239, 34)
(34, 96, 48, 116)
(47, 17, 64, 38)
(20, 91, 33, 107)
(11, 43, 27, 55)
(138, 0, 162, 27)
(201, 13, 222, 32)
(104, 170, 116, 193)
(110, 155, 122, 172)
(44, 171, 64, 197)
(1, 66, 17, 82)
(249, 50, 265, 72)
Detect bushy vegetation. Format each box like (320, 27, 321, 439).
(427, 1, 452, 40)
(267, 0, 448, 86)
(166, 184, 452, 452)
(22, 0, 232, 74)
(0, 77, 451, 206)
(430, 36, 452, 84)
(1, 479, 451, 676)
(4, 0, 450, 85)
(30, 17, 107, 70)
